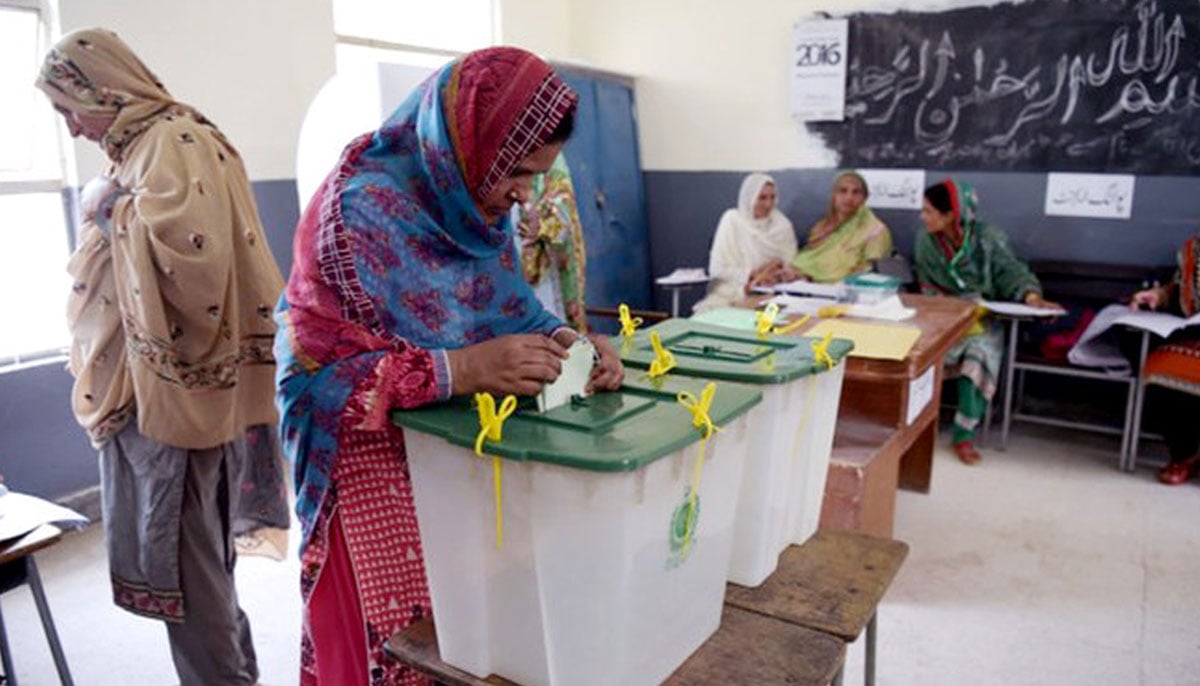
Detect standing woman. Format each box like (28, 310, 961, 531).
(37, 28, 288, 685)
(788, 170, 893, 283)
(1130, 234, 1200, 484)
(693, 173, 797, 312)
(516, 152, 589, 332)
(275, 48, 623, 684)
(915, 180, 1060, 465)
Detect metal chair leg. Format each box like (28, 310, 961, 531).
(24, 558, 72, 686)
(1125, 331, 1151, 473)
(0, 599, 17, 686)
(1000, 318, 1019, 450)
(865, 613, 877, 686)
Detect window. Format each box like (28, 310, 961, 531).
(0, 0, 73, 367)
(333, 0, 496, 57)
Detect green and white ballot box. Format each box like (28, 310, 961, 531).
(617, 316, 853, 587)
(392, 373, 760, 686)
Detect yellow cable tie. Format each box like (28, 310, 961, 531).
(773, 314, 811, 336)
(648, 331, 676, 378)
(618, 303, 643, 338)
(817, 304, 850, 318)
(474, 392, 517, 549)
(811, 331, 835, 370)
(676, 381, 720, 557)
(755, 302, 780, 337)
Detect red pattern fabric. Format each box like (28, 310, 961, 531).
(449, 47, 577, 201)
(299, 355, 437, 685)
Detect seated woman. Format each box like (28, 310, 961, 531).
(693, 173, 797, 312)
(915, 180, 1061, 465)
(1130, 234, 1200, 485)
(788, 170, 893, 283)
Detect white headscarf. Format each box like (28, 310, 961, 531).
(695, 173, 797, 312)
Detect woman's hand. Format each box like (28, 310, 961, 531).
(80, 176, 119, 232)
(446, 334, 569, 396)
(1024, 292, 1062, 311)
(1130, 286, 1168, 311)
(586, 334, 624, 393)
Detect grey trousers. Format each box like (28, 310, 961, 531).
(101, 424, 259, 685)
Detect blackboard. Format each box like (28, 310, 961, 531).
(808, 0, 1200, 175)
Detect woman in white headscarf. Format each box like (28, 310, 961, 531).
(693, 173, 797, 312)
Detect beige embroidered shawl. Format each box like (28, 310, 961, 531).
(40, 29, 283, 449)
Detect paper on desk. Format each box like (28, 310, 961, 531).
(0, 491, 89, 543)
(981, 300, 1067, 318)
(847, 295, 915, 321)
(754, 279, 844, 299)
(807, 320, 921, 360)
(656, 268, 710, 286)
(1068, 303, 1200, 371)
(538, 338, 596, 412)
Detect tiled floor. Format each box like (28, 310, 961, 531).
(3, 424, 1198, 685)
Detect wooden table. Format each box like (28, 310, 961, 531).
(825, 294, 974, 493)
(386, 606, 845, 686)
(0, 524, 74, 686)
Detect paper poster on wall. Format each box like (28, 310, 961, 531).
(791, 18, 848, 121)
(857, 168, 926, 210)
(1044, 173, 1135, 219)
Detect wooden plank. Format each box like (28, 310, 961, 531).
(664, 606, 845, 686)
(726, 530, 909, 641)
(820, 413, 907, 536)
(0, 525, 62, 566)
(386, 607, 846, 686)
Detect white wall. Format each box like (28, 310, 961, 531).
(567, 0, 1007, 172)
(58, 0, 336, 181)
(498, 0, 572, 59)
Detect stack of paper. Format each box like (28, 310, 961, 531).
(753, 279, 844, 299)
(1068, 303, 1200, 371)
(0, 491, 89, 543)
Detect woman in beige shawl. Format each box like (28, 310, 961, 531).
(37, 28, 287, 685)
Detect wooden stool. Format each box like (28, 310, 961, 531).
(726, 529, 909, 686)
(386, 605, 845, 686)
(0, 525, 74, 686)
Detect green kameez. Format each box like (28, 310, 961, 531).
(914, 182, 1042, 443)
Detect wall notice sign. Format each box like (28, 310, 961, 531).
(1044, 173, 1135, 219)
(857, 169, 926, 210)
(906, 364, 936, 426)
(791, 18, 849, 121)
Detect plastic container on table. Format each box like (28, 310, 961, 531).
(617, 318, 853, 587)
(392, 374, 761, 686)
(844, 272, 902, 304)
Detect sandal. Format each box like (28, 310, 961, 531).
(953, 440, 982, 465)
(1158, 458, 1199, 485)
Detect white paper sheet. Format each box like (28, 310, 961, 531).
(848, 295, 916, 322)
(1044, 173, 1135, 219)
(790, 19, 849, 121)
(858, 169, 926, 210)
(906, 364, 936, 426)
(981, 300, 1067, 318)
(0, 491, 89, 543)
(656, 268, 710, 286)
(1068, 304, 1200, 371)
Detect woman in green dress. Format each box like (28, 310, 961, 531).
(915, 180, 1061, 464)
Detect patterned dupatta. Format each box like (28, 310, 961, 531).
(1180, 234, 1200, 317)
(275, 48, 577, 539)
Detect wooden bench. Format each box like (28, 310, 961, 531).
(727, 530, 909, 686)
(386, 607, 846, 686)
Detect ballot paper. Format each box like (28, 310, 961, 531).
(538, 338, 596, 413)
